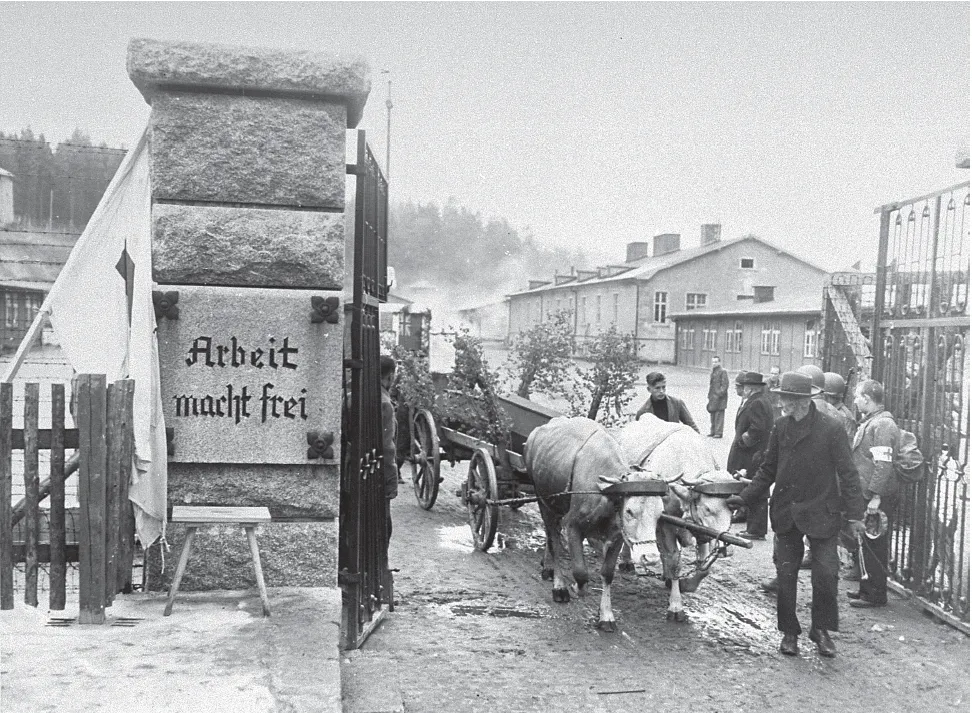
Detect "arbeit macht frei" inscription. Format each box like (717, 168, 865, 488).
(173, 336, 307, 423)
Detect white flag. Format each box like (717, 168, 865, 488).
(45, 127, 167, 548)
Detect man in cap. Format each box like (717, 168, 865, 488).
(823, 372, 857, 444)
(706, 356, 730, 438)
(798, 364, 843, 423)
(847, 379, 901, 608)
(728, 372, 774, 540)
(727, 371, 866, 658)
(635, 371, 699, 431)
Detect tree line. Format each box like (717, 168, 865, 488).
(0, 128, 126, 231)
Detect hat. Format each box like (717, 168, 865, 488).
(864, 510, 888, 540)
(739, 371, 765, 386)
(770, 371, 822, 397)
(796, 364, 826, 391)
(823, 372, 846, 397)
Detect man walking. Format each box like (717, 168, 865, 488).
(635, 371, 698, 431)
(728, 371, 866, 658)
(707, 356, 730, 438)
(847, 379, 901, 609)
(727, 372, 774, 540)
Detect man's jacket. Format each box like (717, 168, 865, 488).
(381, 387, 399, 499)
(636, 395, 698, 432)
(727, 390, 774, 475)
(707, 367, 729, 412)
(852, 409, 900, 508)
(740, 401, 866, 538)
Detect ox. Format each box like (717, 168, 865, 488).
(614, 414, 739, 622)
(525, 416, 668, 632)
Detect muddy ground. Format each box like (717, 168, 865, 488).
(342, 461, 969, 713)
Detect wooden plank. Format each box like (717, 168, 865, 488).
(116, 382, 136, 595)
(104, 382, 121, 606)
(171, 505, 272, 525)
(440, 428, 495, 459)
(23, 383, 39, 607)
(77, 374, 107, 625)
(9, 429, 80, 451)
(0, 382, 13, 610)
(887, 581, 971, 636)
(49, 383, 66, 610)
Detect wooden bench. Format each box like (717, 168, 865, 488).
(163, 506, 272, 617)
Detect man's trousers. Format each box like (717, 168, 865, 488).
(775, 529, 840, 634)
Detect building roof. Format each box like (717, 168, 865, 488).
(0, 228, 80, 291)
(385, 292, 413, 305)
(508, 235, 828, 297)
(669, 292, 822, 320)
(0, 168, 14, 179)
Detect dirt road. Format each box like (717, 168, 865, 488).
(342, 459, 969, 713)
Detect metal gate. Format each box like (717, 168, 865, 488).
(340, 130, 390, 649)
(872, 181, 969, 627)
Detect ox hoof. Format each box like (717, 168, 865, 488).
(618, 561, 635, 573)
(597, 619, 617, 633)
(666, 610, 689, 623)
(541, 568, 555, 581)
(552, 587, 570, 603)
(679, 572, 707, 594)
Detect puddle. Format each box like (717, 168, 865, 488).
(437, 525, 548, 553)
(685, 584, 779, 654)
(415, 591, 548, 621)
(451, 604, 543, 619)
(438, 525, 475, 551)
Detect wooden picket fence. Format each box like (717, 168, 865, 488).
(0, 375, 135, 623)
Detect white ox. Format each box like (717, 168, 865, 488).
(613, 414, 738, 622)
(525, 416, 668, 631)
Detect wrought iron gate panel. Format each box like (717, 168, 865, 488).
(340, 130, 389, 649)
(873, 181, 969, 625)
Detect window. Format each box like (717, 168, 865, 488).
(702, 323, 718, 351)
(595, 295, 602, 324)
(804, 321, 818, 358)
(653, 291, 668, 323)
(613, 293, 619, 324)
(679, 326, 695, 351)
(760, 321, 781, 356)
(379, 312, 393, 331)
(5, 295, 19, 328)
(740, 258, 755, 269)
(685, 293, 707, 310)
(725, 321, 743, 353)
(581, 297, 587, 324)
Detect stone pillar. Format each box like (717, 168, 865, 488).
(127, 38, 370, 590)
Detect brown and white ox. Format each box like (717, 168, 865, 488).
(525, 416, 668, 632)
(613, 415, 738, 622)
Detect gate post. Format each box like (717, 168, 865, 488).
(77, 374, 108, 625)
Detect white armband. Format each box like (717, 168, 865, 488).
(870, 445, 893, 463)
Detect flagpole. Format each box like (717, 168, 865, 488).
(2, 125, 150, 384)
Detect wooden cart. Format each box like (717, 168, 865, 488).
(405, 390, 561, 552)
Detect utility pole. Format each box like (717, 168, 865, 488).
(382, 71, 392, 181)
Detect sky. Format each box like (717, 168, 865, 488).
(3, 2, 969, 275)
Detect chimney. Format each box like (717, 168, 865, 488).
(0, 169, 14, 226)
(753, 286, 775, 303)
(626, 242, 648, 262)
(652, 233, 680, 257)
(701, 223, 722, 247)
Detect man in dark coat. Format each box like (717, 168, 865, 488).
(635, 371, 698, 431)
(727, 371, 774, 540)
(728, 371, 866, 658)
(706, 356, 730, 438)
(380, 355, 399, 553)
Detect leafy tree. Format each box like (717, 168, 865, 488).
(506, 310, 574, 399)
(565, 326, 640, 427)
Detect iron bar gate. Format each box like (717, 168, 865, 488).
(873, 181, 969, 627)
(340, 130, 389, 649)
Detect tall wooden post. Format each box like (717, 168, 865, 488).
(49, 383, 67, 610)
(77, 374, 107, 624)
(23, 382, 39, 607)
(0, 382, 13, 610)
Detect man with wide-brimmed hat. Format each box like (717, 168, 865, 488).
(727, 371, 867, 658)
(728, 371, 774, 540)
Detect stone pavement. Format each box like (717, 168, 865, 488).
(0, 587, 343, 713)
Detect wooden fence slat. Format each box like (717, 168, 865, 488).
(23, 383, 39, 607)
(114, 381, 136, 596)
(0, 383, 13, 610)
(78, 374, 107, 625)
(104, 381, 130, 605)
(49, 383, 66, 611)
(11, 453, 79, 528)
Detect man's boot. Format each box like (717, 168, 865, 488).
(809, 627, 836, 657)
(779, 633, 799, 656)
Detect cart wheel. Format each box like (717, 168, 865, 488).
(410, 409, 441, 510)
(466, 447, 499, 552)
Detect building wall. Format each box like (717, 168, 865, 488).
(0, 289, 43, 352)
(675, 312, 822, 373)
(508, 237, 828, 363)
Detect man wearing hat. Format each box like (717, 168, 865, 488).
(823, 372, 857, 444)
(727, 372, 774, 540)
(706, 356, 730, 438)
(635, 371, 699, 432)
(727, 371, 867, 658)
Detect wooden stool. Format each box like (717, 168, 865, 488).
(163, 506, 272, 617)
